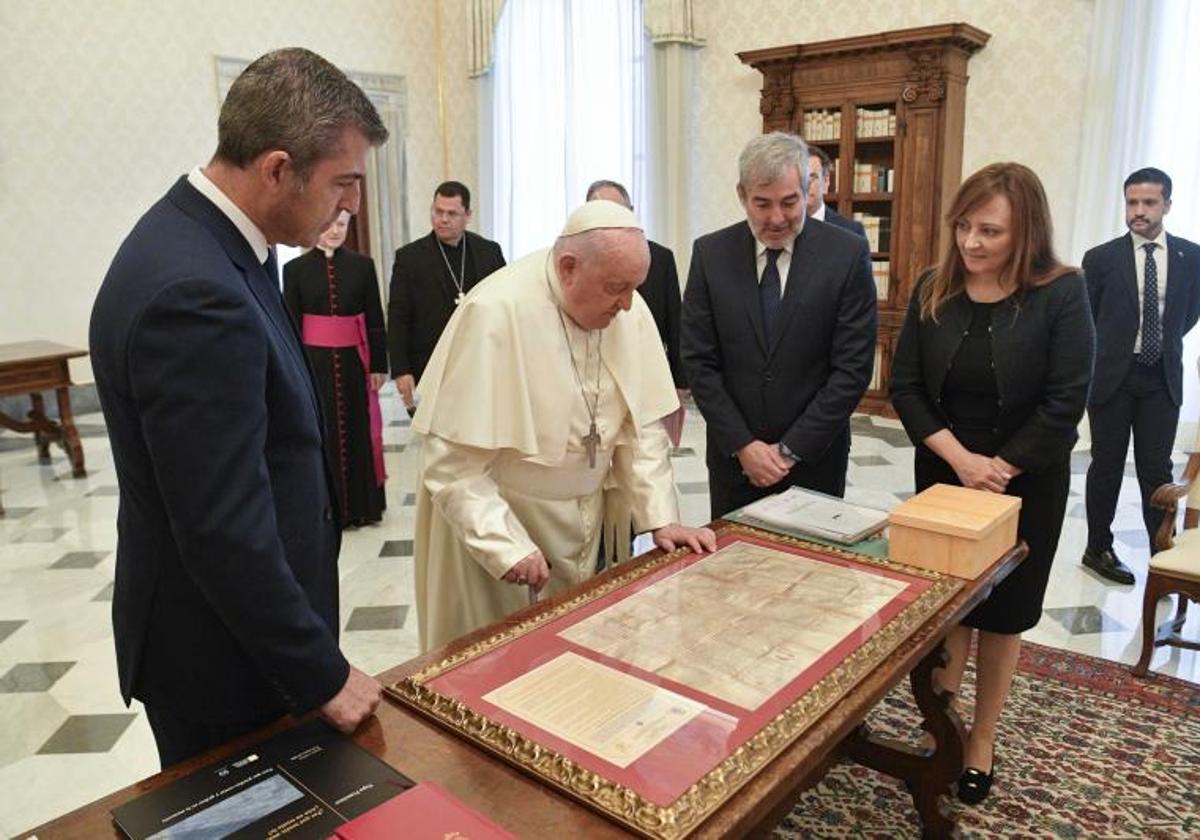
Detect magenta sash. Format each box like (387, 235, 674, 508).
(301, 313, 386, 486)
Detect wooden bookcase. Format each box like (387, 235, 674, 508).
(739, 23, 989, 416)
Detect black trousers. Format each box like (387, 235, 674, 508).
(144, 703, 282, 769)
(1085, 360, 1178, 554)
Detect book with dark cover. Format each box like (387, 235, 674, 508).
(333, 782, 517, 840)
(111, 720, 413, 839)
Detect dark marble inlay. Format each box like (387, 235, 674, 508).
(669, 447, 696, 458)
(850, 416, 913, 448)
(0, 506, 37, 519)
(93, 582, 115, 602)
(850, 455, 892, 467)
(676, 481, 710, 495)
(85, 486, 120, 497)
(389, 418, 411, 428)
(0, 620, 26, 646)
(379, 540, 414, 557)
(1043, 605, 1127, 636)
(382, 444, 407, 453)
(345, 605, 409, 631)
(14, 528, 69, 543)
(50, 551, 109, 570)
(37, 713, 136, 754)
(0, 661, 75, 693)
(402, 494, 416, 506)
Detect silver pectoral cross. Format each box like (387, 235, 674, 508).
(583, 421, 601, 469)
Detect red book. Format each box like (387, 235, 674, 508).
(332, 782, 518, 839)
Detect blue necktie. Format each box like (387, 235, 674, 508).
(1138, 242, 1162, 365)
(760, 248, 783, 345)
(264, 247, 280, 290)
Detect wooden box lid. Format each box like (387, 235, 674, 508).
(888, 483, 1020, 540)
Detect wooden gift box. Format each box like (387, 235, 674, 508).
(887, 483, 1021, 579)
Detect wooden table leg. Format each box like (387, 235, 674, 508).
(30, 392, 52, 462)
(846, 640, 964, 839)
(55, 385, 87, 477)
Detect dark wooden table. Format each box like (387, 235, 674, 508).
(0, 341, 89, 498)
(28, 535, 1024, 839)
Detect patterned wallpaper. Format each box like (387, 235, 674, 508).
(0, 0, 478, 381)
(686, 0, 1093, 262)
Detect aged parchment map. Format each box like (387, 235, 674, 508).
(558, 541, 907, 709)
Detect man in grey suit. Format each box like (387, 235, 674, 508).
(682, 132, 877, 518)
(1083, 167, 1200, 584)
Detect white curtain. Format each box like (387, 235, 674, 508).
(489, 0, 647, 260)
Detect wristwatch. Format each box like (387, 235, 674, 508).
(778, 442, 799, 464)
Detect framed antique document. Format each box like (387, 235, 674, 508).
(387, 524, 962, 838)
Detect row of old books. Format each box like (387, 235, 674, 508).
(855, 107, 896, 138)
(851, 212, 891, 253)
(851, 162, 894, 194)
(803, 108, 841, 141)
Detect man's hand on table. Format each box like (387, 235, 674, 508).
(320, 666, 382, 733)
(502, 549, 551, 590)
(652, 523, 718, 554)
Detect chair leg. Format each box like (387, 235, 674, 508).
(1172, 593, 1189, 628)
(1133, 574, 1169, 677)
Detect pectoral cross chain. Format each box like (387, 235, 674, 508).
(583, 421, 601, 469)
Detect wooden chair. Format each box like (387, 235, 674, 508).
(1132, 450, 1200, 676)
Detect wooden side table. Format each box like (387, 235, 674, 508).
(0, 341, 90, 507)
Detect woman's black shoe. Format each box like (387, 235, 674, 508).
(957, 766, 994, 805)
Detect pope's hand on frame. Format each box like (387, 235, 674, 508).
(502, 550, 551, 591)
(653, 523, 718, 554)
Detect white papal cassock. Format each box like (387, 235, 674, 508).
(411, 238, 681, 652)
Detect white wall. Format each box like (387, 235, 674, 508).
(0, 0, 478, 382)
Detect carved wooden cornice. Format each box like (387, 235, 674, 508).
(737, 22, 990, 69)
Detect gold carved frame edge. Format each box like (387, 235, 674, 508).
(387, 523, 962, 838)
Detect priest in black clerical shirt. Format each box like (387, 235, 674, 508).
(386, 181, 506, 411)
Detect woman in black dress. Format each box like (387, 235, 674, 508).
(890, 163, 1094, 804)
(284, 211, 388, 526)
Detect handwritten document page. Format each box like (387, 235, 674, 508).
(559, 541, 906, 709)
(482, 651, 706, 768)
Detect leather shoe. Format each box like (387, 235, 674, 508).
(1082, 548, 1135, 585)
(957, 765, 994, 805)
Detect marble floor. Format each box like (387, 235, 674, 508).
(1, 391, 1197, 837)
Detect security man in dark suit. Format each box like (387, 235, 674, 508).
(387, 182, 506, 412)
(90, 49, 389, 767)
(682, 132, 877, 518)
(584, 179, 687, 393)
(1083, 167, 1200, 584)
(806, 145, 873, 282)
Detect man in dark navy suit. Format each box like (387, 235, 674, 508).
(90, 48, 390, 767)
(584, 179, 687, 393)
(1083, 167, 1200, 584)
(806, 145, 873, 282)
(682, 133, 876, 518)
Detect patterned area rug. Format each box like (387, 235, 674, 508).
(772, 642, 1200, 838)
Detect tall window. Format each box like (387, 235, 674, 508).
(489, 0, 647, 259)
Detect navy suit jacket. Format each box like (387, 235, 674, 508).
(1084, 231, 1200, 406)
(90, 177, 348, 725)
(681, 219, 876, 481)
(823, 207, 873, 282)
(640, 240, 685, 386)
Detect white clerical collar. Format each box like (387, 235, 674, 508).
(810, 203, 827, 222)
(188, 166, 270, 263)
(1131, 228, 1167, 251)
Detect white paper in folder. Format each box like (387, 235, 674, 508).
(738, 486, 889, 544)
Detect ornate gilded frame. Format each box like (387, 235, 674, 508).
(387, 523, 961, 838)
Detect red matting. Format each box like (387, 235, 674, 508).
(425, 533, 933, 807)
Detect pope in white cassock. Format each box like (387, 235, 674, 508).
(412, 200, 717, 651)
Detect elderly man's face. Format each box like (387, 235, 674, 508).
(738, 164, 805, 249)
(558, 231, 649, 330)
(274, 126, 370, 248)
